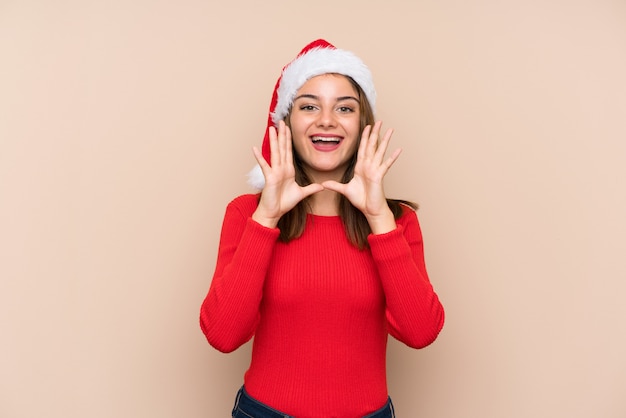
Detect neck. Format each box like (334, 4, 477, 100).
(302, 166, 349, 216)
(307, 168, 345, 185)
(308, 189, 340, 216)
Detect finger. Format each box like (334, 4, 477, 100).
(374, 127, 394, 163)
(383, 148, 402, 171)
(366, 121, 383, 157)
(268, 125, 278, 167)
(283, 123, 293, 167)
(252, 146, 271, 183)
(277, 120, 288, 165)
(358, 124, 372, 162)
(252, 146, 269, 167)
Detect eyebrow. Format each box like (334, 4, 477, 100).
(293, 94, 360, 103)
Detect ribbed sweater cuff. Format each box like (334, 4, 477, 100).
(367, 224, 410, 262)
(238, 218, 280, 262)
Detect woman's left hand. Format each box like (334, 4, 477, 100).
(322, 121, 401, 234)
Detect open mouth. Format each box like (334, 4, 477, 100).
(311, 136, 342, 145)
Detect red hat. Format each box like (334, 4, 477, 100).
(247, 39, 376, 189)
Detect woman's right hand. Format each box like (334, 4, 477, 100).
(251, 121, 323, 228)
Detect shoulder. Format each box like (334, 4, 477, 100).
(227, 193, 261, 211)
(390, 199, 417, 219)
(396, 202, 421, 228)
(229, 193, 260, 207)
(226, 193, 261, 217)
(398, 201, 417, 214)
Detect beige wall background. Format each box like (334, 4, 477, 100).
(1, 0, 625, 417)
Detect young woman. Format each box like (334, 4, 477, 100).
(200, 39, 445, 418)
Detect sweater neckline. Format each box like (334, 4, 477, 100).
(306, 213, 342, 223)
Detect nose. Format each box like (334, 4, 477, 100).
(316, 107, 337, 128)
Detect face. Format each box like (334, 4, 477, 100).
(288, 74, 361, 182)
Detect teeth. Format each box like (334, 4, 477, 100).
(312, 136, 340, 142)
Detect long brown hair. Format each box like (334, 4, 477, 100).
(276, 75, 417, 249)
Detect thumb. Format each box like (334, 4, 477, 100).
(321, 180, 347, 196)
(301, 183, 325, 198)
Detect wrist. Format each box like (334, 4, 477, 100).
(366, 208, 396, 235)
(252, 210, 280, 229)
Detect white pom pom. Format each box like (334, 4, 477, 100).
(247, 164, 265, 190)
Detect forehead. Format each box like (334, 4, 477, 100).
(296, 73, 358, 97)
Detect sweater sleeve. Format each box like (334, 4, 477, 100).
(199, 196, 280, 353)
(367, 207, 445, 348)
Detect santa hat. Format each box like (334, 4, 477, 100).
(247, 39, 376, 189)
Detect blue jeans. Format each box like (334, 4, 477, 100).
(231, 386, 396, 418)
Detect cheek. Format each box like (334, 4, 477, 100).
(345, 116, 361, 136)
(288, 115, 307, 137)
(289, 131, 308, 157)
(346, 122, 362, 147)
(288, 118, 312, 149)
(347, 138, 360, 156)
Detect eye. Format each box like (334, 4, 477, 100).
(337, 106, 355, 113)
(299, 105, 318, 111)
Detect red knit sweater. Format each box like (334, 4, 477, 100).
(200, 194, 444, 418)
